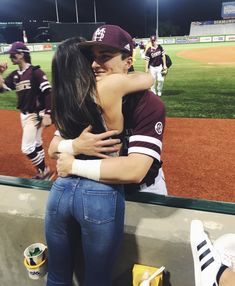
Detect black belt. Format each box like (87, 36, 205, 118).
(125, 179, 155, 193)
(21, 111, 38, 115)
(136, 179, 155, 191)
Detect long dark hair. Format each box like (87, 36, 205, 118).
(51, 37, 105, 139)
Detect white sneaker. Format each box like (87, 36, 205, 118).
(190, 220, 222, 286)
(157, 92, 162, 96)
(214, 233, 235, 272)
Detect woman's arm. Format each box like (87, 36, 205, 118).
(99, 72, 154, 100)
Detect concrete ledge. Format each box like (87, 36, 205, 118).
(0, 184, 234, 286)
(1, 175, 235, 215)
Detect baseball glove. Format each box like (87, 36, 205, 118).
(161, 68, 168, 76)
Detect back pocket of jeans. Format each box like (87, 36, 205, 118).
(46, 182, 65, 215)
(82, 190, 117, 224)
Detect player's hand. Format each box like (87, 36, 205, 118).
(0, 62, 7, 74)
(72, 125, 121, 158)
(42, 114, 52, 127)
(57, 153, 74, 177)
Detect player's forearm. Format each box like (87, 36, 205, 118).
(100, 156, 149, 183)
(0, 75, 4, 90)
(145, 61, 149, 73)
(162, 55, 167, 68)
(71, 155, 153, 184)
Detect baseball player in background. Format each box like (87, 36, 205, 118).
(0, 41, 53, 180)
(139, 40, 146, 59)
(145, 35, 167, 96)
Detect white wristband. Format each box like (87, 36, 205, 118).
(72, 159, 101, 181)
(58, 139, 74, 155)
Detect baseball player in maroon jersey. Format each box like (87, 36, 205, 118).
(0, 42, 53, 180)
(145, 35, 167, 96)
(139, 40, 146, 59)
(49, 25, 167, 195)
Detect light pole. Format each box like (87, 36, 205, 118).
(156, 0, 159, 37)
(74, 0, 79, 23)
(55, 0, 60, 23)
(94, 0, 97, 23)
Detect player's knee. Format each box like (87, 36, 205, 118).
(21, 144, 35, 155)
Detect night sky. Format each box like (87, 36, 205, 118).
(0, 0, 227, 37)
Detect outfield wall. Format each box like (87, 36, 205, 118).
(0, 177, 234, 286)
(1, 33, 235, 55)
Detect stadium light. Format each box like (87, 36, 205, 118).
(156, 0, 159, 37)
(55, 0, 60, 23)
(94, 0, 97, 23)
(75, 0, 79, 23)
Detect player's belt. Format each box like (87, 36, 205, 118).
(137, 179, 155, 191)
(125, 179, 155, 193)
(21, 111, 37, 115)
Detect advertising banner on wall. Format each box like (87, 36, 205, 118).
(163, 38, 175, 44)
(175, 37, 188, 43)
(212, 36, 225, 42)
(225, 34, 235, 41)
(221, 2, 235, 18)
(200, 37, 212, 43)
(188, 37, 200, 43)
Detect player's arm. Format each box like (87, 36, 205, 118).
(161, 49, 167, 70)
(0, 63, 13, 92)
(41, 89, 52, 127)
(0, 74, 4, 90)
(144, 48, 151, 73)
(57, 152, 153, 184)
(34, 68, 52, 127)
(48, 126, 122, 160)
(144, 56, 150, 73)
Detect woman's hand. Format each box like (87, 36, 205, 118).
(57, 153, 74, 177)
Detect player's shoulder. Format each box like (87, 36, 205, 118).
(142, 90, 165, 108)
(31, 65, 48, 80)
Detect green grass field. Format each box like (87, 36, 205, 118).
(0, 41, 235, 118)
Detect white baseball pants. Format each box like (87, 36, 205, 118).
(139, 167, 168, 195)
(20, 112, 43, 154)
(149, 64, 164, 95)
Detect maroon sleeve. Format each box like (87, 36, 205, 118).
(128, 91, 166, 163)
(34, 68, 52, 114)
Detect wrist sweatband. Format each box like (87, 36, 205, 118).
(72, 159, 101, 181)
(58, 139, 74, 155)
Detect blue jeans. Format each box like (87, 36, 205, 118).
(45, 176, 125, 286)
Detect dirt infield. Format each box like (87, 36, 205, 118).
(177, 46, 235, 65)
(0, 110, 234, 203)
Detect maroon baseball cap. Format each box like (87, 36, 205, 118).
(79, 25, 133, 55)
(150, 35, 156, 42)
(7, 41, 30, 54)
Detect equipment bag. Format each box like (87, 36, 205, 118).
(165, 54, 172, 68)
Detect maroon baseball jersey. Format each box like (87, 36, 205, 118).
(3, 65, 51, 113)
(145, 44, 165, 67)
(122, 90, 165, 191)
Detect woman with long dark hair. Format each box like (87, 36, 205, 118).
(45, 37, 153, 286)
